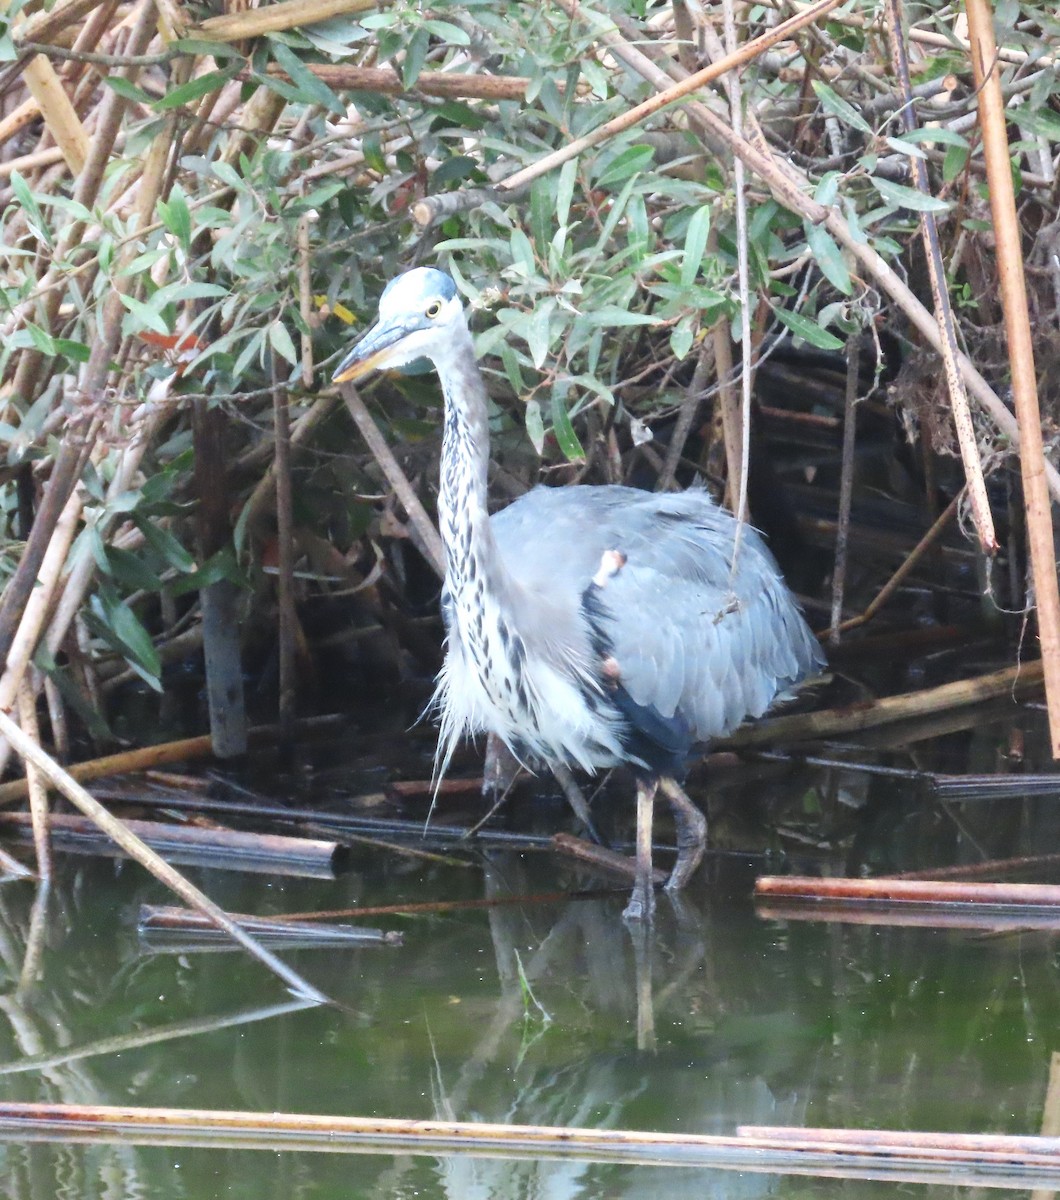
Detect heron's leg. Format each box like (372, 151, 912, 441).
(552, 761, 605, 845)
(623, 777, 658, 923)
(658, 776, 707, 893)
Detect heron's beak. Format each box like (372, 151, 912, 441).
(332, 319, 414, 384)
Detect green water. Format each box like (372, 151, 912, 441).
(0, 729, 1058, 1198)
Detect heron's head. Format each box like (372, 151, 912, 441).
(332, 267, 463, 384)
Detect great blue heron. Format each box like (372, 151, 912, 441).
(334, 267, 824, 921)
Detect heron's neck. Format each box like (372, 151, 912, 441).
(434, 325, 498, 589)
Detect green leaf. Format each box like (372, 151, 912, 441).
(509, 227, 536, 277)
(594, 143, 653, 189)
(211, 160, 245, 189)
(942, 142, 969, 184)
(670, 315, 694, 360)
(870, 176, 951, 213)
(895, 127, 969, 149)
(812, 80, 873, 135)
(169, 548, 248, 597)
(530, 177, 552, 255)
(9, 171, 48, 245)
(422, 19, 470, 44)
(25, 322, 56, 355)
(106, 546, 164, 593)
(53, 338, 91, 363)
(526, 298, 555, 369)
(580, 305, 659, 327)
(104, 75, 153, 104)
(269, 319, 298, 364)
(269, 39, 344, 113)
(155, 68, 235, 111)
(525, 398, 545, 455)
(157, 187, 192, 250)
(805, 222, 851, 294)
(135, 517, 196, 572)
(550, 387, 585, 463)
(402, 25, 430, 88)
(556, 157, 578, 230)
(1012, 106, 1060, 140)
(773, 307, 844, 350)
(680, 205, 711, 288)
(119, 292, 169, 336)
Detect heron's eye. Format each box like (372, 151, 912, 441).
(425, 301, 442, 319)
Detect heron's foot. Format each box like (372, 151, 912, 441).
(659, 777, 707, 894)
(622, 880, 656, 923)
(624, 777, 658, 922)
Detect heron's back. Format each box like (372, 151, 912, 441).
(490, 485, 823, 764)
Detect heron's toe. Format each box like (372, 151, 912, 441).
(622, 886, 655, 923)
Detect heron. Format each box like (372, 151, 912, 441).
(334, 267, 824, 921)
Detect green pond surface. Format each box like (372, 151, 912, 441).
(0, 709, 1058, 1199)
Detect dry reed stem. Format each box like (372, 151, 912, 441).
(829, 339, 860, 642)
(0, 1101, 1058, 1184)
(297, 213, 314, 388)
(966, 0, 1060, 757)
(265, 64, 585, 101)
(0, 479, 87, 724)
(756, 875, 1060, 906)
(273, 370, 297, 740)
(827, 491, 962, 636)
(18, 56, 88, 174)
(195, 0, 378, 42)
(0, 97, 46, 147)
(564, 2, 1060, 505)
(0, 718, 341, 805)
(726, 657, 1043, 748)
(16, 679, 52, 882)
(339, 384, 447, 578)
(0, 707, 328, 1002)
(886, 0, 996, 555)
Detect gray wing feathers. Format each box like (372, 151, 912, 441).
(492, 485, 823, 744)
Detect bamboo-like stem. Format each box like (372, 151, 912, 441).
(885, 0, 996, 555)
(966, 0, 1060, 756)
(265, 64, 581, 102)
(18, 55, 89, 174)
(655, 335, 714, 492)
(713, 322, 743, 508)
(756, 875, 1060, 906)
(16, 680, 51, 881)
(0, 716, 343, 806)
(297, 213, 314, 388)
(272, 366, 297, 741)
(339, 384, 446, 578)
(0, 474, 89, 720)
(830, 336, 861, 642)
(0, 1102, 1057, 1185)
(195, 0, 377, 42)
(0, 707, 328, 1003)
(827, 490, 962, 637)
(718, 0, 751, 543)
(725, 657, 1043, 748)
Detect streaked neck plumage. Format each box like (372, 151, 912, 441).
(433, 320, 501, 593)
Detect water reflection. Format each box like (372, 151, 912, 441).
(0, 813, 1055, 1199)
